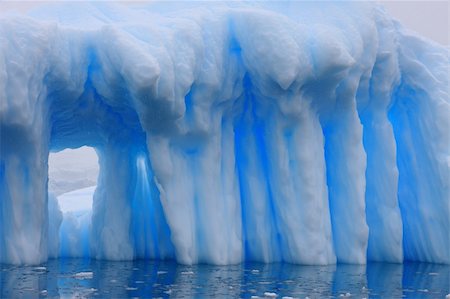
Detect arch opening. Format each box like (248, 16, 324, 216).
(47, 146, 99, 259)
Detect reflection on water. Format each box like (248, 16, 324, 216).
(1, 259, 448, 298)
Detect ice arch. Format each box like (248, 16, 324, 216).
(0, 2, 448, 265)
(48, 88, 174, 261)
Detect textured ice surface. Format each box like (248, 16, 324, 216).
(0, 2, 448, 265)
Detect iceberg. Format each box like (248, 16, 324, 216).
(0, 2, 448, 265)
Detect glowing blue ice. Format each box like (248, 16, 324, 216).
(0, 2, 448, 265)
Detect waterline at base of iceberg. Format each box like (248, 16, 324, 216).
(1, 259, 449, 298)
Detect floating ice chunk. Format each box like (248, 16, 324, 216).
(181, 271, 194, 275)
(33, 267, 47, 271)
(74, 272, 93, 279)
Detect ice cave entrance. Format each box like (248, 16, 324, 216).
(48, 146, 99, 258)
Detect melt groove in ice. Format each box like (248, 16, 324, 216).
(0, 2, 448, 265)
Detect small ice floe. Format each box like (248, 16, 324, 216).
(418, 289, 428, 292)
(33, 267, 47, 271)
(135, 280, 145, 284)
(339, 293, 351, 297)
(250, 296, 259, 299)
(126, 286, 138, 291)
(445, 294, 450, 299)
(251, 269, 260, 274)
(110, 279, 117, 283)
(264, 292, 278, 297)
(33, 267, 47, 275)
(164, 290, 172, 295)
(428, 272, 438, 276)
(74, 272, 93, 279)
(181, 271, 194, 275)
(157, 271, 167, 275)
(40, 290, 48, 296)
(281, 296, 293, 299)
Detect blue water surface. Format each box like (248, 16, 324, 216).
(1, 259, 448, 298)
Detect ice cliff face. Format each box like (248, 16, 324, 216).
(0, 2, 448, 265)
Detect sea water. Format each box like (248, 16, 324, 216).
(1, 259, 448, 298)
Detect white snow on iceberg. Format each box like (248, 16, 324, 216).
(0, 2, 448, 265)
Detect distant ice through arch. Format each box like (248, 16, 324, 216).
(47, 147, 99, 258)
(48, 146, 99, 197)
